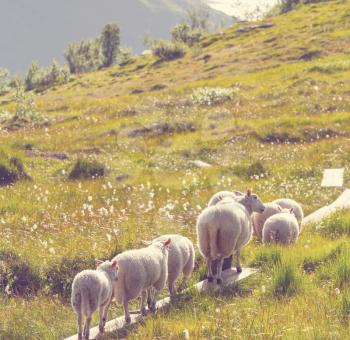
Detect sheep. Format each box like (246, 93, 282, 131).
(262, 208, 300, 245)
(273, 198, 304, 229)
(207, 190, 245, 272)
(207, 190, 245, 207)
(252, 202, 282, 240)
(112, 239, 171, 324)
(144, 234, 195, 296)
(71, 260, 118, 340)
(197, 189, 265, 284)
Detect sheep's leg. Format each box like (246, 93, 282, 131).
(147, 287, 155, 310)
(83, 316, 91, 340)
(168, 281, 176, 296)
(140, 290, 148, 316)
(77, 312, 83, 340)
(178, 275, 189, 292)
(123, 300, 131, 324)
(236, 250, 242, 273)
(216, 256, 225, 284)
(149, 290, 159, 313)
(206, 257, 214, 282)
(98, 297, 111, 336)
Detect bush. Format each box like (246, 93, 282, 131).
(64, 39, 102, 74)
(44, 255, 95, 299)
(271, 261, 304, 298)
(117, 47, 133, 65)
(68, 159, 106, 180)
(100, 23, 120, 67)
(0, 249, 41, 297)
(151, 40, 186, 61)
(0, 150, 31, 186)
(0, 68, 10, 95)
(171, 23, 203, 46)
(192, 87, 238, 106)
(4, 82, 49, 128)
(25, 60, 70, 91)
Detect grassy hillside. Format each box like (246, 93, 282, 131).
(1, 0, 350, 338)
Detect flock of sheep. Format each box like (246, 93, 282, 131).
(71, 189, 304, 339)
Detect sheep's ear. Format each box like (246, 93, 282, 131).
(111, 260, 117, 268)
(141, 240, 152, 246)
(96, 259, 104, 266)
(246, 188, 252, 196)
(164, 238, 171, 246)
(290, 208, 294, 214)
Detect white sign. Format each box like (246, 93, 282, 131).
(321, 168, 344, 187)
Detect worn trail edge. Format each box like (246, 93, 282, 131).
(65, 267, 257, 340)
(66, 190, 350, 340)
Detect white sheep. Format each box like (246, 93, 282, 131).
(71, 260, 118, 340)
(262, 208, 300, 245)
(197, 189, 265, 283)
(144, 234, 195, 296)
(207, 190, 244, 207)
(113, 239, 171, 324)
(252, 202, 282, 240)
(273, 198, 304, 229)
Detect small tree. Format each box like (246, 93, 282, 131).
(100, 23, 120, 67)
(0, 68, 10, 95)
(186, 7, 210, 31)
(171, 23, 203, 46)
(64, 39, 102, 74)
(24, 61, 40, 91)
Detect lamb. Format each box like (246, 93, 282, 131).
(144, 234, 195, 296)
(262, 208, 300, 245)
(252, 202, 282, 240)
(112, 239, 171, 324)
(273, 198, 304, 229)
(197, 189, 265, 284)
(207, 190, 244, 207)
(71, 260, 118, 340)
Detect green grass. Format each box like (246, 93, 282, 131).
(0, 0, 350, 338)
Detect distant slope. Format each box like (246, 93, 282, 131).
(0, 0, 232, 74)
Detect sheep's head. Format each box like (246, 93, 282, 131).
(96, 259, 118, 281)
(245, 189, 265, 213)
(279, 206, 295, 215)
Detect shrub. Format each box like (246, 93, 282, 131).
(0, 249, 41, 297)
(271, 260, 304, 298)
(117, 47, 133, 65)
(0, 68, 10, 95)
(151, 40, 186, 61)
(44, 255, 95, 299)
(68, 159, 106, 180)
(233, 161, 269, 180)
(25, 60, 70, 91)
(171, 23, 203, 46)
(64, 39, 102, 74)
(100, 23, 120, 67)
(0, 150, 31, 186)
(5, 82, 49, 128)
(316, 210, 350, 239)
(192, 87, 238, 106)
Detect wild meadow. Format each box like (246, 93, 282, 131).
(1, 0, 350, 338)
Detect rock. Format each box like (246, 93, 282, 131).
(190, 160, 212, 168)
(116, 174, 130, 182)
(236, 23, 274, 33)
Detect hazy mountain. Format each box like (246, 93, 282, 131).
(0, 0, 232, 74)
